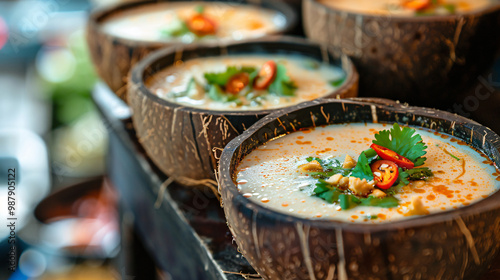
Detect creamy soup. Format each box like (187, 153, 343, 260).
(236, 123, 499, 223)
(319, 0, 491, 16)
(101, 2, 286, 42)
(147, 55, 346, 111)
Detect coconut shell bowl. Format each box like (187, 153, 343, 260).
(218, 98, 500, 280)
(127, 37, 359, 183)
(303, 0, 500, 107)
(86, 0, 297, 102)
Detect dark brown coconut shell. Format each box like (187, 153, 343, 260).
(86, 0, 297, 102)
(128, 37, 359, 182)
(218, 97, 500, 280)
(303, 0, 500, 107)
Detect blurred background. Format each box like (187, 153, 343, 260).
(0, 0, 499, 279)
(0, 0, 124, 279)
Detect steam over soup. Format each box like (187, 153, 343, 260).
(146, 55, 346, 111)
(236, 123, 499, 223)
(319, 0, 491, 16)
(101, 2, 286, 43)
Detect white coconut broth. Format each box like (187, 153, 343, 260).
(319, 0, 491, 16)
(101, 2, 286, 42)
(236, 123, 500, 223)
(146, 55, 346, 111)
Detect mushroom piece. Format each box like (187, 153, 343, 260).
(299, 160, 323, 172)
(348, 177, 375, 196)
(342, 154, 356, 169)
(325, 174, 349, 189)
(371, 189, 387, 198)
(407, 196, 430, 216)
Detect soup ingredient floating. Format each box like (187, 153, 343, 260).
(147, 55, 346, 111)
(319, 0, 490, 16)
(299, 124, 433, 210)
(236, 123, 499, 223)
(164, 6, 217, 38)
(101, 2, 285, 43)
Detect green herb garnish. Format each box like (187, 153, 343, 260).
(395, 167, 410, 187)
(406, 167, 434, 180)
(207, 84, 241, 104)
(267, 63, 297, 96)
(372, 123, 427, 166)
(329, 76, 346, 87)
(204, 66, 256, 87)
(359, 196, 399, 208)
(442, 4, 456, 13)
(160, 18, 190, 38)
(194, 5, 205, 14)
(443, 148, 460, 161)
(313, 185, 399, 209)
(349, 152, 374, 181)
(305, 157, 351, 178)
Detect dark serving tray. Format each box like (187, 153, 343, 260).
(92, 82, 500, 280)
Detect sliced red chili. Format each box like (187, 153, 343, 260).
(253, 61, 277, 90)
(402, 0, 431, 10)
(370, 143, 415, 169)
(187, 14, 217, 36)
(225, 72, 250, 95)
(370, 160, 399, 189)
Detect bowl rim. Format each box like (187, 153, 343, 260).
(307, 0, 500, 21)
(128, 35, 359, 116)
(87, 0, 297, 46)
(218, 97, 500, 232)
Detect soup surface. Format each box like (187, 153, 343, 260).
(101, 2, 285, 42)
(236, 123, 499, 223)
(147, 55, 345, 111)
(319, 0, 491, 16)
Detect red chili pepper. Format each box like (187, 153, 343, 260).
(253, 61, 277, 90)
(402, 0, 431, 10)
(371, 160, 399, 189)
(0, 17, 8, 50)
(371, 143, 415, 169)
(225, 72, 250, 95)
(187, 14, 217, 36)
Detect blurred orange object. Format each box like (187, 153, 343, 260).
(187, 14, 217, 36)
(34, 177, 119, 258)
(0, 16, 8, 50)
(402, 0, 432, 10)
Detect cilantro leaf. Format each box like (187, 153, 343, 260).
(359, 196, 399, 208)
(194, 5, 205, 14)
(349, 153, 374, 181)
(330, 76, 346, 87)
(268, 63, 297, 96)
(318, 189, 342, 203)
(171, 78, 204, 99)
(313, 182, 331, 194)
(362, 148, 379, 164)
(204, 66, 256, 86)
(313, 183, 400, 209)
(160, 18, 191, 38)
(373, 123, 427, 166)
(406, 167, 433, 180)
(443, 4, 456, 13)
(207, 84, 241, 104)
(395, 167, 409, 187)
(339, 194, 361, 210)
